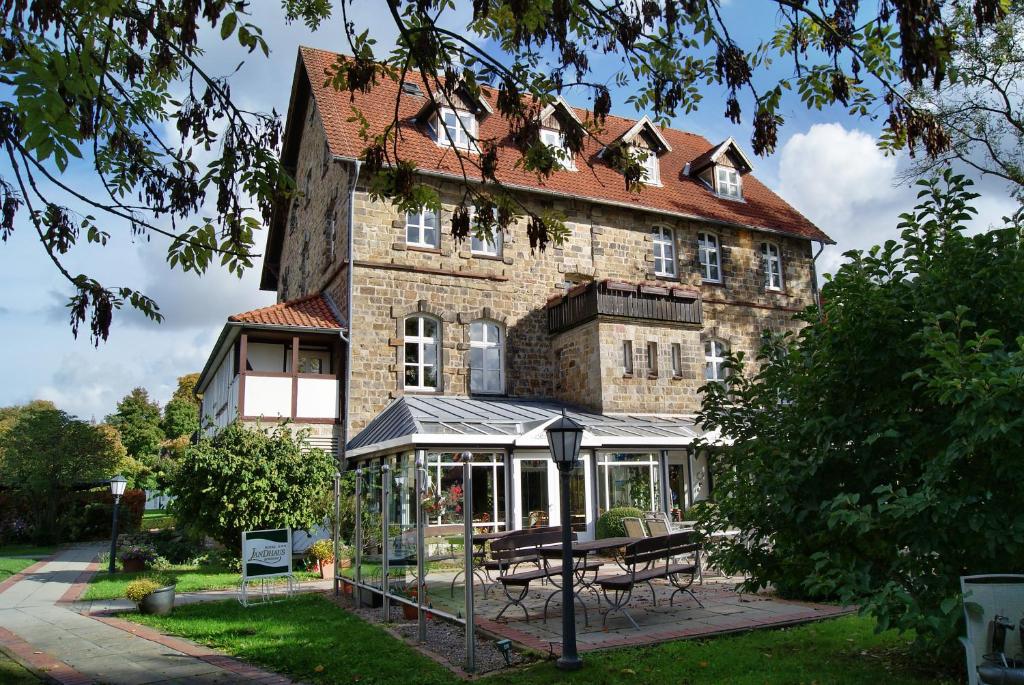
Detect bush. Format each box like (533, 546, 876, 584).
(118, 544, 157, 564)
(596, 507, 644, 539)
(696, 174, 1024, 654)
(171, 421, 335, 554)
(308, 539, 335, 564)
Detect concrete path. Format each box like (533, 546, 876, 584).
(0, 544, 295, 684)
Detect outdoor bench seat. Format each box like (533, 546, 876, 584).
(599, 531, 704, 630)
(498, 559, 602, 586)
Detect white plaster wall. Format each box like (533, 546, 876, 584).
(247, 342, 286, 372)
(296, 378, 339, 418)
(245, 376, 292, 417)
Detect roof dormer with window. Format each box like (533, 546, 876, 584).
(538, 97, 583, 171)
(605, 115, 672, 187)
(686, 137, 753, 201)
(417, 84, 492, 153)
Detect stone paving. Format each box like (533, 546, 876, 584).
(0, 543, 301, 684)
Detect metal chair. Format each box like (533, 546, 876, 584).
(646, 517, 670, 536)
(622, 517, 648, 538)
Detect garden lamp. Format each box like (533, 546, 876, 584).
(108, 474, 127, 574)
(544, 409, 585, 671)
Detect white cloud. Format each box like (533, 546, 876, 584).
(776, 123, 1019, 279)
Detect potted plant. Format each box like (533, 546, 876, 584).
(337, 542, 353, 569)
(308, 539, 336, 579)
(401, 584, 424, 620)
(119, 544, 157, 573)
(125, 577, 176, 616)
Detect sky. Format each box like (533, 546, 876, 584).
(0, 2, 1018, 421)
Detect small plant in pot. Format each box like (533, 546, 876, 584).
(125, 576, 176, 616)
(308, 539, 336, 579)
(119, 544, 158, 573)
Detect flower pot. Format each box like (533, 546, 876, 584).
(122, 558, 147, 573)
(138, 585, 175, 616)
(339, 557, 352, 570)
(319, 561, 335, 580)
(402, 602, 418, 620)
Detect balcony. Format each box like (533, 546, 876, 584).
(547, 279, 702, 334)
(239, 335, 341, 423)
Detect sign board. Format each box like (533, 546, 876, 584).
(241, 528, 292, 580)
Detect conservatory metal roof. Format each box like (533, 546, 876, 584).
(346, 395, 703, 459)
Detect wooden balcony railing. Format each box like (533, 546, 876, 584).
(547, 280, 702, 334)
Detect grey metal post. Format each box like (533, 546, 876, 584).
(557, 465, 582, 670)
(333, 470, 341, 597)
(381, 463, 391, 621)
(415, 450, 427, 643)
(462, 456, 475, 673)
(354, 468, 363, 607)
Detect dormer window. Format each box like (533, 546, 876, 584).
(717, 167, 741, 199)
(539, 127, 574, 170)
(638, 146, 660, 185)
(437, 107, 477, 150)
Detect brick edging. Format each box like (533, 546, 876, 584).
(57, 560, 100, 604)
(90, 615, 295, 684)
(0, 627, 93, 685)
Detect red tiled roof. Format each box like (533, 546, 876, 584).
(298, 46, 833, 244)
(228, 294, 342, 329)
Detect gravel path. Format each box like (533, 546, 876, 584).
(328, 590, 533, 675)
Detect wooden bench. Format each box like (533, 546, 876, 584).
(493, 529, 602, 625)
(597, 531, 703, 629)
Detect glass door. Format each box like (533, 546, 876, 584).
(513, 453, 595, 540)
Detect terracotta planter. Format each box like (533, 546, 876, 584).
(339, 557, 352, 569)
(319, 561, 335, 580)
(122, 558, 147, 573)
(138, 585, 175, 616)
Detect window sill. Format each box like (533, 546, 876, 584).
(408, 245, 442, 254)
(622, 372, 634, 379)
(702, 279, 724, 286)
(469, 252, 503, 261)
(403, 387, 439, 394)
(671, 374, 683, 380)
(646, 373, 659, 380)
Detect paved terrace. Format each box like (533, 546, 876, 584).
(387, 563, 852, 654)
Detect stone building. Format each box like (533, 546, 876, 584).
(195, 47, 832, 539)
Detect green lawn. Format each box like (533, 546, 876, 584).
(126, 594, 957, 685)
(141, 510, 175, 530)
(0, 652, 41, 684)
(84, 564, 320, 600)
(0, 545, 55, 583)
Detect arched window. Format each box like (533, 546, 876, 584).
(697, 231, 721, 282)
(651, 226, 676, 277)
(404, 315, 440, 391)
(762, 242, 783, 290)
(705, 339, 728, 383)
(469, 320, 504, 394)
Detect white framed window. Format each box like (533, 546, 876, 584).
(697, 231, 721, 282)
(406, 209, 439, 248)
(436, 107, 477, 150)
(762, 242, 783, 290)
(646, 341, 658, 377)
(540, 128, 574, 169)
(404, 315, 440, 391)
(623, 340, 634, 375)
(717, 166, 741, 198)
(671, 343, 682, 378)
(469, 320, 504, 394)
(638, 146, 660, 184)
(468, 205, 501, 255)
(652, 226, 677, 277)
(705, 339, 728, 383)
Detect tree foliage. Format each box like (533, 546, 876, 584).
(162, 373, 200, 440)
(904, 4, 1024, 199)
(0, 1, 1013, 340)
(171, 421, 335, 553)
(695, 172, 1024, 653)
(106, 387, 165, 459)
(0, 405, 124, 542)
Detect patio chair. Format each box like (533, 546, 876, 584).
(646, 517, 670, 536)
(622, 517, 648, 538)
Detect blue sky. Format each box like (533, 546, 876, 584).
(0, 2, 1017, 420)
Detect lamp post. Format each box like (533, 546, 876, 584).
(108, 474, 127, 574)
(545, 409, 585, 671)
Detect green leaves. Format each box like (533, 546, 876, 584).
(696, 173, 1024, 655)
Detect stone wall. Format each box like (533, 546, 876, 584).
(276, 111, 820, 434)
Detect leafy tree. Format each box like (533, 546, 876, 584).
(695, 172, 1024, 654)
(162, 373, 200, 440)
(903, 4, 1024, 199)
(106, 387, 165, 460)
(1, 1, 1012, 340)
(0, 406, 123, 542)
(171, 421, 335, 553)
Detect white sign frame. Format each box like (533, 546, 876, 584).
(239, 527, 295, 606)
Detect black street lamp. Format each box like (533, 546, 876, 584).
(108, 474, 127, 574)
(545, 409, 585, 671)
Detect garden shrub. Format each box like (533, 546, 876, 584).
(171, 421, 335, 554)
(595, 507, 644, 539)
(695, 174, 1024, 655)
